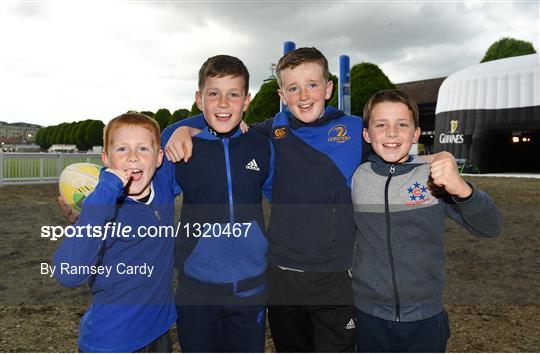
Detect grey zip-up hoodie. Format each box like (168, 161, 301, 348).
(351, 154, 502, 322)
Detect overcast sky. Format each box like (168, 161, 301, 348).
(1, 0, 538, 126)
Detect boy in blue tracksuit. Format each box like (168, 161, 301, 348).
(161, 55, 274, 352)
(351, 89, 502, 352)
(164, 47, 366, 352)
(53, 113, 177, 352)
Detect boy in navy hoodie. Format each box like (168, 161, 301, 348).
(54, 113, 177, 352)
(161, 55, 274, 352)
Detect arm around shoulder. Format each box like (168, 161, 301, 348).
(161, 114, 206, 143)
(162, 114, 206, 163)
(250, 117, 275, 138)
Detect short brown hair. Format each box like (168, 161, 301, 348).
(275, 47, 330, 87)
(363, 89, 419, 128)
(103, 112, 161, 153)
(198, 55, 250, 93)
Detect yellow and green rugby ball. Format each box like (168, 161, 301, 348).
(59, 163, 102, 213)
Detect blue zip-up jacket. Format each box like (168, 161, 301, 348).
(162, 116, 274, 304)
(253, 107, 366, 271)
(53, 168, 176, 352)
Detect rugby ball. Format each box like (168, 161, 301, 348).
(59, 162, 102, 213)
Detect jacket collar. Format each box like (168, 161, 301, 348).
(368, 154, 425, 177)
(196, 125, 242, 141)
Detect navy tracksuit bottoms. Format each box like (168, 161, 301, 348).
(355, 309, 450, 352)
(176, 304, 266, 353)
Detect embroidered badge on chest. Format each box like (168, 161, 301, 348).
(328, 124, 351, 143)
(405, 181, 432, 205)
(273, 127, 287, 139)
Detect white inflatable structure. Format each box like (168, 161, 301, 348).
(434, 54, 540, 172)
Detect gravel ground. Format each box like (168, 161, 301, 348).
(0, 176, 538, 352)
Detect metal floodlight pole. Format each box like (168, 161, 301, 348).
(281, 41, 296, 113)
(339, 55, 351, 115)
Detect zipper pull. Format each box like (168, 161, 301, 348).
(154, 210, 160, 221)
(389, 164, 396, 174)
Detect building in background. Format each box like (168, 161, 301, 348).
(48, 144, 77, 153)
(0, 122, 41, 145)
(396, 77, 446, 154)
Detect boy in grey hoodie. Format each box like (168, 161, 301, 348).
(351, 89, 501, 352)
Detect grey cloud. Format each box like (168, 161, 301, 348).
(160, 2, 538, 86)
(3, 1, 537, 125)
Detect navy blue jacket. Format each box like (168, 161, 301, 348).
(162, 117, 274, 304)
(54, 168, 177, 352)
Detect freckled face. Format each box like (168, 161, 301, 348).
(278, 62, 333, 123)
(102, 125, 162, 198)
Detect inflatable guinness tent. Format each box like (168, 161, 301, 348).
(434, 54, 540, 173)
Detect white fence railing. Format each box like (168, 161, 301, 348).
(0, 153, 102, 186)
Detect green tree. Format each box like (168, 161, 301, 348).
(169, 108, 190, 126)
(327, 73, 339, 108)
(66, 122, 79, 145)
(350, 62, 395, 117)
(140, 110, 155, 117)
(84, 120, 105, 149)
(34, 127, 42, 146)
(189, 101, 202, 117)
(153, 108, 171, 132)
(481, 37, 536, 63)
(244, 79, 280, 124)
(76, 120, 93, 151)
(42, 126, 53, 149)
(62, 122, 72, 144)
(49, 125, 61, 145)
(35, 127, 50, 150)
(58, 123, 70, 144)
